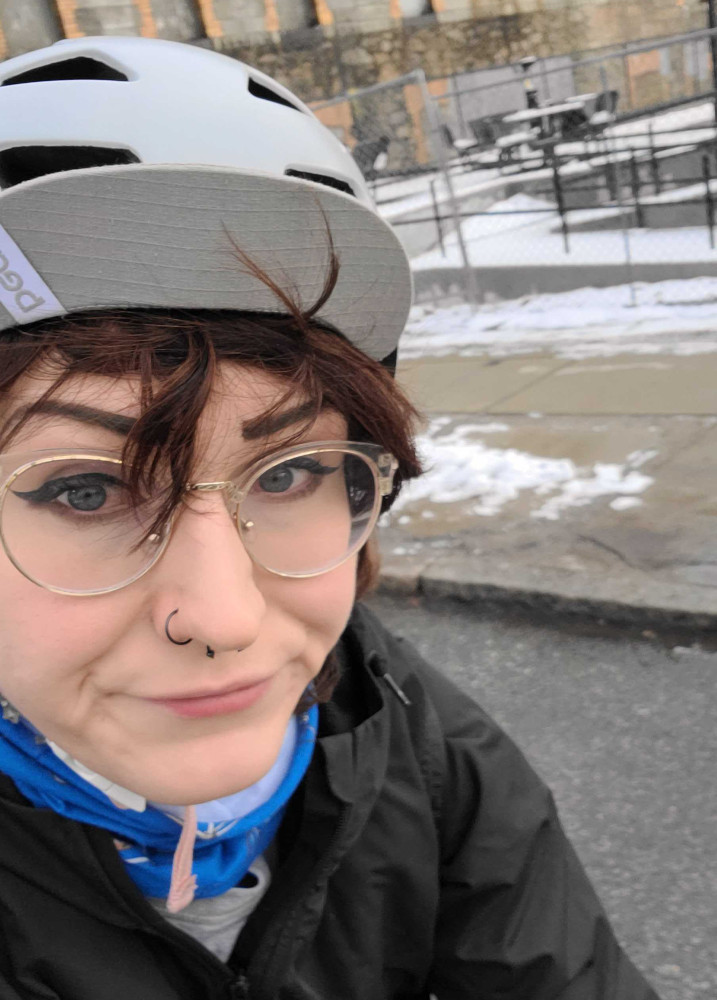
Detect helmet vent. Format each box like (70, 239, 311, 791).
(248, 77, 302, 112)
(0, 146, 140, 188)
(1, 57, 128, 86)
(285, 168, 354, 197)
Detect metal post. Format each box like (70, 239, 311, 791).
(621, 45, 634, 112)
(429, 179, 445, 258)
(605, 147, 618, 201)
(540, 58, 550, 104)
(598, 63, 618, 202)
(550, 148, 570, 254)
(453, 74, 467, 136)
(629, 153, 644, 228)
(706, 0, 717, 122)
(330, 29, 349, 95)
(648, 121, 661, 195)
(418, 69, 479, 306)
(599, 62, 610, 107)
(703, 153, 715, 249)
(608, 135, 636, 306)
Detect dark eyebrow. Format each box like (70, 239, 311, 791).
(241, 400, 319, 441)
(15, 398, 318, 442)
(17, 400, 136, 436)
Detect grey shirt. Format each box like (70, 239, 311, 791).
(148, 854, 271, 962)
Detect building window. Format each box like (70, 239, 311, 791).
(399, 0, 433, 16)
(275, 0, 319, 31)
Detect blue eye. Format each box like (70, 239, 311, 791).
(13, 473, 122, 512)
(257, 466, 295, 494)
(253, 457, 339, 498)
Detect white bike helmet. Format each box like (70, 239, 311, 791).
(0, 36, 411, 363)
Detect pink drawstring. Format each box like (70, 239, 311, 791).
(166, 804, 198, 914)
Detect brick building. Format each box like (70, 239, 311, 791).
(0, 0, 710, 104)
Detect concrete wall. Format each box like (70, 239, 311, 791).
(0, 0, 712, 101)
(436, 0, 474, 23)
(0, 0, 62, 59)
(63, 2, 144, 37)
(149, 0, 204, 39)
(209, 0, 266, 41)
(214, 11, 584, 99)
(329, 0, 393, 32)
(1, 0, 204, 53)
(275, 0, 318, 31)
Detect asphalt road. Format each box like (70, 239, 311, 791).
(365, 592, 717, 1000)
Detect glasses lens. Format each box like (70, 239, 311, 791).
(239, 448, 379, 576)
(1, 457, 165, 594)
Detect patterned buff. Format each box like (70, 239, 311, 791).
(0, 704, 318, 912)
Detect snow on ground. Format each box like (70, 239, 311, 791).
(376, 164, 541, 221)
(641, 176, 717, 205)
(376, 159, 589, 224)
(398, 184, 717, 269)
(437, 191, 554, 237)
(401, 277, 717, 359)
(375, 104, 717, 525)
(610, 100, 715, 138)
(412, 200, 717, 267)
(388, 418, 654, 520)
(376, 167, 493, 216)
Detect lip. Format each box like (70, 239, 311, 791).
(148, 677, 272, 719)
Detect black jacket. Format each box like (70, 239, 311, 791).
(0, 604, 659, 1000)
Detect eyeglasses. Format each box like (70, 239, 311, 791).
(0, 442, 398, 596)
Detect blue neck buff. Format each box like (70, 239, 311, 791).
(0, 705, 318, 910)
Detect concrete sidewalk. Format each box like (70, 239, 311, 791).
(377, 346, 717, 630)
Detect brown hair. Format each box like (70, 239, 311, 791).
(0, 253, 421, 706)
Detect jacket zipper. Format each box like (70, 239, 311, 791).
(228, 968, 250, 999)
(245, 804, 354, 1000)
(367, 650, 412, 706)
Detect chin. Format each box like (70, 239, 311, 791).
(124, 733, 291, 806)
(117, 768, 267, 808)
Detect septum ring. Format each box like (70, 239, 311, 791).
(165, 609, 191, 646)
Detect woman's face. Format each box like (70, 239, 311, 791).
(0, 363, 358, 804)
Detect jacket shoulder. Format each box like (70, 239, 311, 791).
(347, 601, 551, 853)
(347, 601, 514, 745)
(346, 603, 660, 1000)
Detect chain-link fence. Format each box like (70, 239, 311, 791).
(312, 69, 479, 299)
(311, 69, 436, 183)
(312, 29, 717, 181)
(441, 28, 716, 136)
(312, 30, 717, 315)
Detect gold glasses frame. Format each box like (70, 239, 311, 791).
(0, 441, 398, 596)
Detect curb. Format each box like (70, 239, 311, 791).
(377, 567, 717, 635)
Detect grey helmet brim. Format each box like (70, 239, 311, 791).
(0, 164, 412, 362)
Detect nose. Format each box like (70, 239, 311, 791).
(152, 495, 265, 654)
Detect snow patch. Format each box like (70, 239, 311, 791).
(391, 419, 654, 519)
(401, 278, 717, 360)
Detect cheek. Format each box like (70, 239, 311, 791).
(262, 558, 357, 669)
(0, 562, 64, 685)
(0, 558, 135, 710)
(0, 590, 77, 728)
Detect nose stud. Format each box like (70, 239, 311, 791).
(205, 646, 215, 659)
